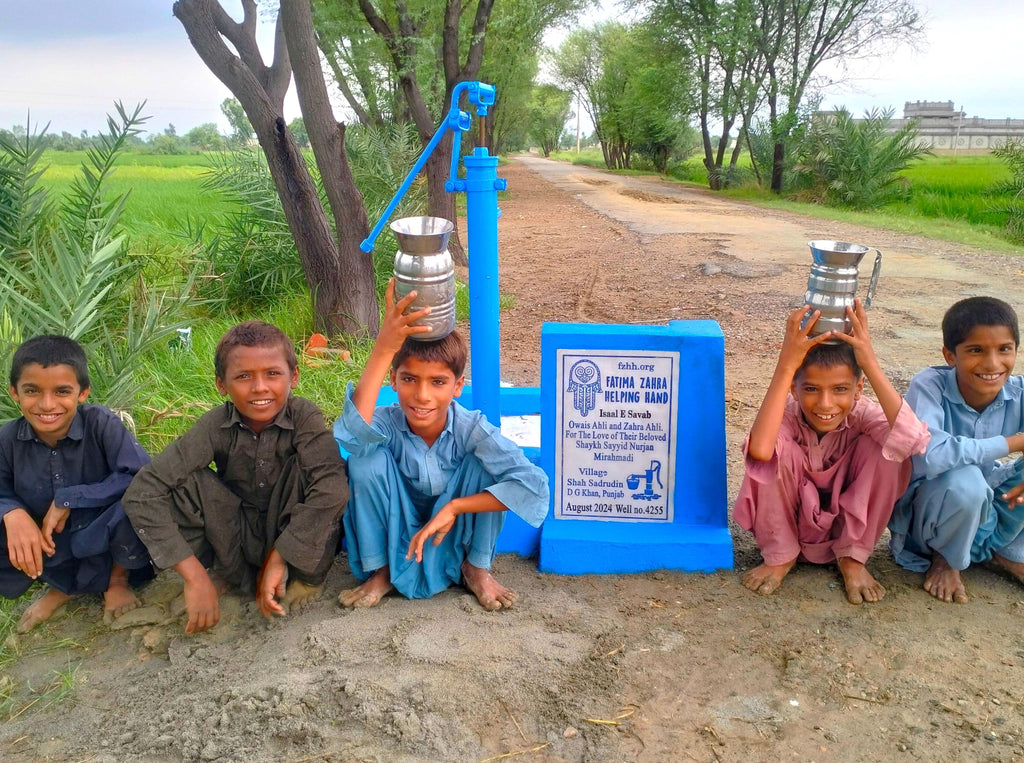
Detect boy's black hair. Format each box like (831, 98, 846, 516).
(796, 341, 862, 380)
(9, 335, 90, 389)
(941, 296, 1020, 351)
(392, 331, 467, 378)
(214, 321, 297, 380)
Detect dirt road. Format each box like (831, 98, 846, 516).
(4, 156, 1024, 763)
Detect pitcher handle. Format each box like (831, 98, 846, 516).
(864, 250, 882, 307)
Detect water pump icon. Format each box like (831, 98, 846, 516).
(626, 460, 663, 501)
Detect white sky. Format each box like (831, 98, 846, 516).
(0, 0, 1020, 138)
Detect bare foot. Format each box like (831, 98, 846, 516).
(462, 560, 516, 611)
(281, 580, 322, 614)
(339, 567, 393, 608)
(16, 588, 71, 633)
(924, 554, 969, 603)
(103, 564, 141, 624)
(991, 553, 1024, 585)
(741, 558, 797, 595)
(837, 557, 885, 604)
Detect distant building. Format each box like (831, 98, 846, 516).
(892, 101, 1024, 150)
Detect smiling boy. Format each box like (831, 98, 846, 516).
(122, 322, 347, 633)
(734, 301, 929, 603)
(890, 296, 1024, 603)
(334, 280, 548, 610)
(0, 335, 152, 632)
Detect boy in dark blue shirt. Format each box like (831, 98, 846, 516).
(0, 336, 151, 632)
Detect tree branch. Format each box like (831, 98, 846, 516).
(459, 0, 495, 81)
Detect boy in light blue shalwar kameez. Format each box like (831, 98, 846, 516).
(334, 280, 548, 611)
(891, 296, 1024, 604)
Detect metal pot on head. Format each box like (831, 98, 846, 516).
(803, 240, 882, 338)
(391, 216, 457, 341)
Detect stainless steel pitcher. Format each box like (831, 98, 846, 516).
(803, 240, 882, 337)
(391, 216, 457, 341)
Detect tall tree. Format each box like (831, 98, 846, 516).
(220, 97, 255, 145)
(552, 22, 691, 172)
(528, 84, 573, 157)
(752, 0, 922, 192)
(635, 0, 765, 189)
(174, 0, 378, 336)
(635, 0, 921, 191)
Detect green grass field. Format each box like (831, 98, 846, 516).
(37, 150, 235, 249)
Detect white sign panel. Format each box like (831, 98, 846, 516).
(555, 349, 679, 522)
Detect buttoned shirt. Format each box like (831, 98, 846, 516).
(124, 396, 347, 567)
(334, 383, 548, 527)
(906, 365, 1024, 488)
(0, 404, 149, 521)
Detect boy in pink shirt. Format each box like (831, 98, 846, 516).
(734, 300, 929, 603)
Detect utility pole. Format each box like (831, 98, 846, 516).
(576, 94, 581, 153)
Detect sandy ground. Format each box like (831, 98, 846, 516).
(5, 156, 1024, 763)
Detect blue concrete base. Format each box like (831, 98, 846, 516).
(539, 520, 733, 575)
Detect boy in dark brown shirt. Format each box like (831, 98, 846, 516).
(123, 322, 347, 633)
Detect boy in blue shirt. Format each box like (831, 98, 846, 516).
(891, 296, 1024, 603)
(0, 335, 151, 632)
(334, 281, 548, 610)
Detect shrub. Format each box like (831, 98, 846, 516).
(791, 107, 929, 209)
(0, 104, 199, 420)
(993, 139, 1024, 243)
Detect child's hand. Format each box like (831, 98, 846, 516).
(830, 299, 879, 369)
(406, 503, 457, 563)
(40, 501, 70, 554)
(378, 278, 434, 354)
(778, 305, 834, 373)
(256, 548, 288, 618)
(182, 571, 221, 634)
(1003, 482, 1024, 508)
(3, 508, 45, 579)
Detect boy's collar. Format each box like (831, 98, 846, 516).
(17, 405, 85, 443)
(221, 398, 295, 431)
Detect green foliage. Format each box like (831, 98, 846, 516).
(288, 118, 309, 148)
(345, 121, 430, 296)
(196, 148, 308, 311)
(194, 121, 426, 313)
(528, 84, 573, 157)
(0, 104, 200, 420)
(993, 139, 1024, 243)
(552, 22, 693, 172)
(791, 107, 929, 209)
(220, 98, 254, 146)
(185, 123, 225, 151)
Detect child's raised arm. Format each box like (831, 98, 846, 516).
(748, 306, 833, 461)
(351, 278, 432, 424)
(831, 299, 903, 428)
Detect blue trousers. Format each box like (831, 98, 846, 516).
(890, 463, 1024, 572)
(0, 502, 152, 599)
(344, 448, 505, 599)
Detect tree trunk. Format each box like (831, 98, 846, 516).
(280, 0, 379, 335)
(426, 139, 465, 267)
(173, 0, 378, 336)
(770, 141, 785, 193)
